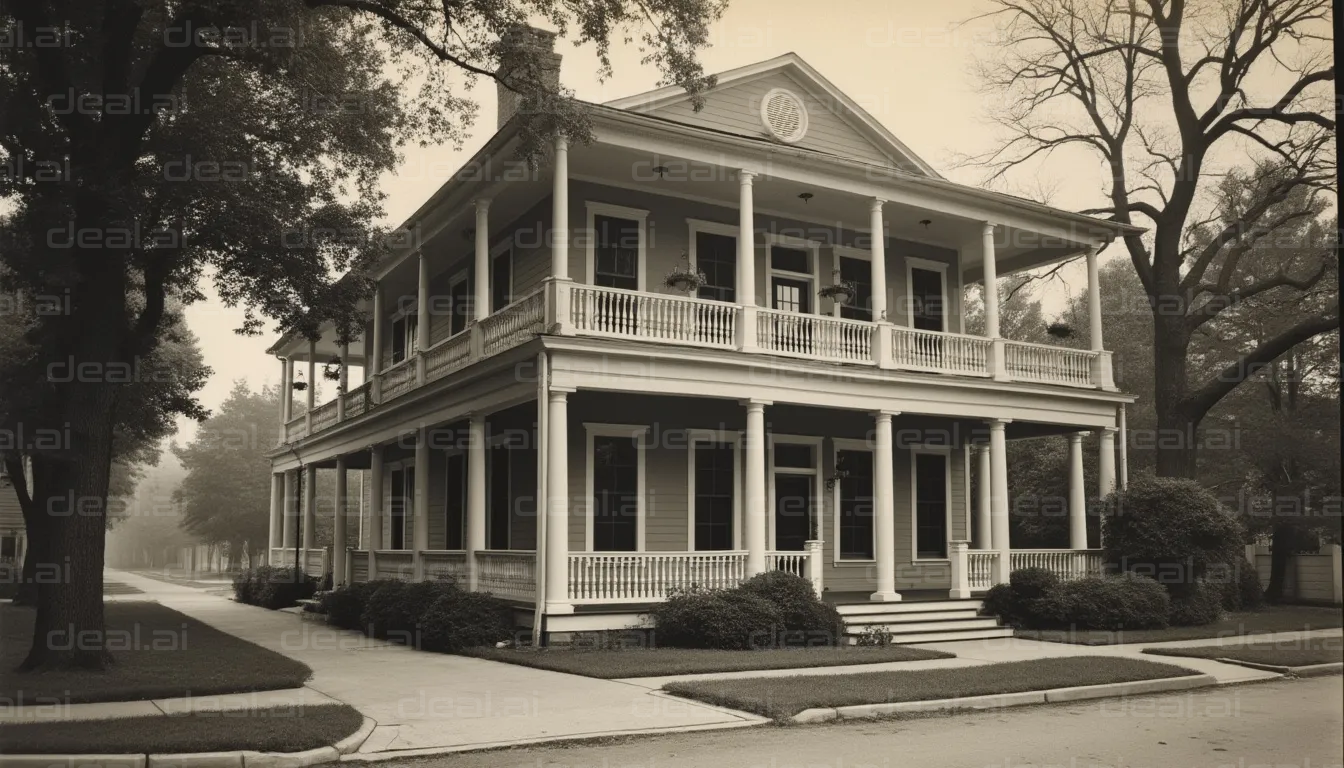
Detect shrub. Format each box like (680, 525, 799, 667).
(321, 581, 378, 630)
(419, 588, 515, 652)
(978, 568, 1062, 627)
(359, 580, 410, 638)
(232, 566, 316, 610)
(651, 589, 783, 650)
(1102, 475, 1246, 593)
(737, 571, 844, 644)
(1051, 573, 1171, 631)
(1169, 580, 1224, 626)
(980, 583, 1018, 623)
(1220, 561, 1264, 612)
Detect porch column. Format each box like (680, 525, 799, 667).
(302, 464, 317, 551)
(278, 358, 291, 427)
(268, 472, 284, 555)
(370, 284, 384, 402)
(413, 426, 430, 579)
(988, 418, 1012, 584)
(974, 443, 992, 549)
(1117, 404, 1129, 490)
(981, 223, 1008, 381)
(869, 199, 888, 321)
(743, 399, 769, 575)
(333, 456, 348, 586)
(306, 339, 316, 433)
(367, 445, 384, 551)
(336, 341, 349, 421)
(737, 171, 758, 352)
(1067, 432, 1087, 550)
(416, 253, 430, 384)
(466, 413, 487, 591)
(548, 138, 572, 334)
(474, 199, 492, 321)
(544, 389, 573, 613)
(1086, 245, 1114, 388)
(281, 470, 296, 548)
(1098, 427, 1117, 497)
(870, 410, 900, 602)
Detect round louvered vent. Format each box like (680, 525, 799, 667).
(760, 88, 808, 143)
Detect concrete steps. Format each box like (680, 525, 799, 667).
(837, 598, 1013, 644)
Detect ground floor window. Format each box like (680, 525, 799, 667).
(693, 441, 735, 551)
(591, 434, 640, 551)
(444, 452, 465, 550)
(389, 466, 413, 550)
(488, 445, 511, 550)
(914, 451, 949, 559)
(837, 449, 874, 560)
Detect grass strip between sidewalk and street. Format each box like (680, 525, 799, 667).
(1, 601, 312, 705)
(464, 644, 955, 678)
(0, 704, 363, 754)
(1143, 635, 1343, 668)
(1014, 606, 1343, 646)
(664, 656, 1200, 720)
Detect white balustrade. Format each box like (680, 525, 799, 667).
(756, 309, 874, 363)
(350, 549, 369, 583)
(421, 550, 470, 582)
(1011, 549, 1103, 581)
(425, 332, 471, 383)
(891, 328, 992, 376)
(967, 551, 998, 591)
(480, 288, 546, 356)
(284, 414, 307, 442)
(765, 550, 809, 577)
(568, 551, 747, 603)
(377, 358, 416, 402)
(309, 399, 339, 434)
(569, 285, 739, 348)
(373, 550, 414, 580)
(475, 551, 537, 601)
(1003, 341, 1096, 387)
(342, 383, 369, 419)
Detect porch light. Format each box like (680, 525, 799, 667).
(919, 219, 932, 228)
(797, 192, 814, 204)
(651, 165, 668, 179)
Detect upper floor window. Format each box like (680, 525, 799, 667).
(391, 314, 418, 365)
(836, 248, 873, 322)
(491, 247, 512, 312)
(448, 270, 471, 337)
(586, 202, 647, 291)
(694, 230, 737, 302)
(907, 258, 948, 333)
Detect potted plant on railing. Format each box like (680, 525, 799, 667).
(664, 251, 707, 294)
(818, 270, 857, 306)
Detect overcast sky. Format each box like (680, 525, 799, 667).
(176, 0, 1110, 443)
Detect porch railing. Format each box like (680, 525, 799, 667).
(891, 327, 992, 376)
(421, 550, 470, 582)
(967, 550, 998, 591)
(377, 358, 416, 403)
(350, 549, 369, 583)
(476, 550, 536, 601)
(568, 551, 747, 603)
(569, 285, 739, 348)
(268, 547, 328, 579)
(1004, 341, 1094, 387)
(343, 382, 370, 419)
(425, 332, 471, 383)
(481, 288, 546, 356)
(373, 550, 414, 580)
(757, 309, 874, 364)
(310, 399, 339, 434)
(1011, 549, 1104, 581)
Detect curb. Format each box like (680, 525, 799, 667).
(0, 717, 376, 768)
(1218, 659, 1343, 677)
(791, 673, 1218, 723)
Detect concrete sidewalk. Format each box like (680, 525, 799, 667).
(99, 569, 765, 757)
(0, 687, 340, 724)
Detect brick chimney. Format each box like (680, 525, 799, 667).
(497, 25, 562, 130)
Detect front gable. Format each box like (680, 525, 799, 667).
(606, 54, 939, 177)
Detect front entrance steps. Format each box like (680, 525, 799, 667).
(836, 598, 1013, 644)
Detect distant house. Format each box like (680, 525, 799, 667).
(0, 459, 29, 567)
(262, 38, 1141, 642)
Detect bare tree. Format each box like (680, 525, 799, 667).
(964, 0, 1337, 477)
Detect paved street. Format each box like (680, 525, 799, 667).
(386, 676, 1343, 768)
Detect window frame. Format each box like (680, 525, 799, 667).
(904, 256, 950, 332)
(766, 434, 823, 551)
(385, 459, 416, 551)
(686, 218, 739, 303)
(764, 233, 821, 316)
(489, 239, 514, 314)
(585, 202, 648, 292)
(685, 429, 743, 552)
(584, 423, 649, 552)
(389, 309, 419, 366)
(909, 445, 953, 562)
(446, 267, 471, 338)
(832, 244, 873, 321)
(442, 447, 467, 551)
(831, 438, 877, 563)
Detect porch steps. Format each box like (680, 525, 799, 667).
(836, 598, 1013, 644)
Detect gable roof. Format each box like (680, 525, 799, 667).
(604, 52, 943, 179)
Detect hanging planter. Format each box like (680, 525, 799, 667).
(1046, 321, 1074, 339)
(818, 270, 857, 305)
(290, 379, 308, 392)
(664, 251, 707, 293)
(322, 356, 342, 381)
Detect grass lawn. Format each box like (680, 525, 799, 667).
(1015, 606, 1344, 646)
(1144, 635, 1343, 668)
(1, 601, 311, 705)
(0, 704, 363, 754)
(665, 656, 1199, 720)
(464, 645, 956, 678)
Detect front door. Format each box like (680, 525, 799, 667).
(909, 267, 945, 332)
(774, 474, 813, 552)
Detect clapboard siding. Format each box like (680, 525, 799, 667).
(649, 71, 896, 167)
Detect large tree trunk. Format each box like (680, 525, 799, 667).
(1151, 311, 1200, 477)
(1264, 522, 1298, 604)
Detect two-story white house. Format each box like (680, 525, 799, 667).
(265, 37, 1140, 643)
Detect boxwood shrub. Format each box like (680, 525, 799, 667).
(651, 571, 839, 649)
(231, 565, 316, 610)
(321, 577, 514, 651)
(981, 570, 1170, 631)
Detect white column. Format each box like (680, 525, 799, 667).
(551, 137, 569, 280)
(281, 470, 296, 548)
(1117, 404, 1129, 490)
(282, 358, 294, 424)
(1086, 245, 1103, 351)
(870, 411, 900, 602)
(544, 389, 573, 613)
(367, 445, 384, 551)
(334, 456, 348, 585)
(466, 413, 487, 590)
(278, 358, 290, 426)
(1068, 432, 1087, 550)
(981, 223, 1000, 338)
(475, 199, 491, 321)
(268, 473, 284, 554)
(336, 341, 349, 421)
(737, 171, 758, 352)
(413, 426, 430, 579)
(306, 339, 317, 415)
(988, 418, 1012, 584)
(416, 253, 430, 384)
(869, 199, 888, 321)
(370, 284, 384, 402)
(743, 399, 769, 574)
(974, 443, 992, 550)
(1098, 427, 1117, 497)
(302, 464, 317, 552)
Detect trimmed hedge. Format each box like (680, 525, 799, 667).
(982, 570, 1170, 631)
(651, 571, 840, 649)
(320, 578, 513, 651)
(232, 566, 316, 610)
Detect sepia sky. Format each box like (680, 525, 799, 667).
(176, 0, 1116, 442)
